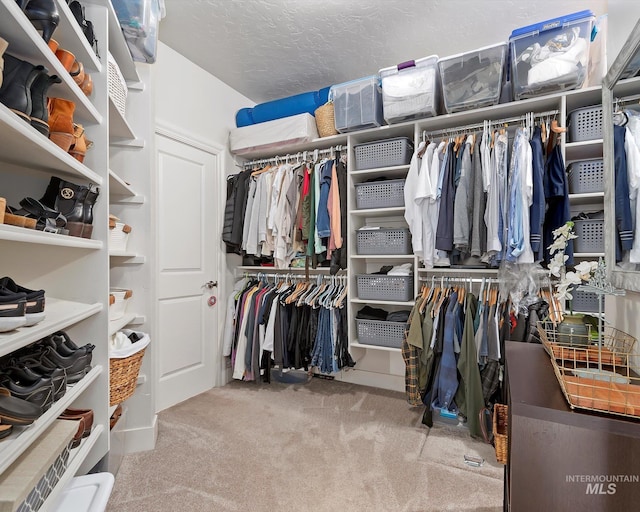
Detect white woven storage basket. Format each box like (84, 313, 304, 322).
(108, 52, 128, 117)
(109, 214, 132, 252)
(109, 288, 132, 321)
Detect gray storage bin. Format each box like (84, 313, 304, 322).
(356, 274, 413, 302)
(356, 318, 407, 348)
(356, 228, 412, 255)
(568, 105, 603, 142)
(574, 219, 604, 253)
(354, 137, 413, 170)
(571, 289, 600, 313)
(355, 179, 405, 209)
(568, 159, 604, 194)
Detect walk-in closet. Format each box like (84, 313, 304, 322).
(1, 1, 639, 511)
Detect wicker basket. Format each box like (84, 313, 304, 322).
(493, 403, 508, 464)
(107, 52, 127, 117)
(109, 348, 145, 406)
(314, 102, 338, 137)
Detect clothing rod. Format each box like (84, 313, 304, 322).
(615, 93, 640, 107)
(421, 109, 559, 140)
(237, 271, 346, 281)
(242, 145, 346, 168)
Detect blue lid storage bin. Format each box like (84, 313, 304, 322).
(379, 55, 440, 123)
(509, 10, 595, 100)
(331, 76, 384, 133)
(112, 0, 162, 63)
(438, 43, 507, 113)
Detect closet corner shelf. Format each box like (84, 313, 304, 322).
(350, 340, 401, 353)
(565, 139, 603, 160)
(347, 119, 416, 144)
(568, 192, 605, 205)
(0, 224, 103, 250)
(109, 252, 145, 264)
(0, 104, 103, 185)
(349, 207, 405, 217)
(39, 424, 105, 512)
(351, 298, 416, 307)
(53, 0, 102, 73)
(108, 170, 144, 202)
(350, 164, 410, 180)
(0, 365, 103, 475)
(105, 0, 140, 83)
(109, 98, 137, 141)
(612, 75, 640, 98)
(0, 298, 103, 358)
(109, 312, 138, 336)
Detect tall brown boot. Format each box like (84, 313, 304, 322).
(47, 97, 75, 151)
(0, 38, 8, 89)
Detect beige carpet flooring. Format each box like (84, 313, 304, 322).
(107, 377, 504, 512)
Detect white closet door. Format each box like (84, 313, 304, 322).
(155, 133, 219, 411)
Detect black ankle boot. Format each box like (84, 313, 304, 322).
(81, 184, 99, 239)
(24, 0, 59, 44)
(15, 0, 31, 10)
(29, 69, 60, 137)
(0, 55, 41, 123)
(40, 176, 91, 237)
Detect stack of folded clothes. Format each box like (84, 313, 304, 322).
(356, 305, 411, 323)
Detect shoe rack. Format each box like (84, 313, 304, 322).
(0, 0, 152, 503)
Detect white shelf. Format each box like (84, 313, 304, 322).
(574, 252, 605, 258)
(236, 266, 343, 274)
(39, 424, 105, 512)
(417, 267, 499, 274)
(108, 169, 144, 203)
(351, 298, 415, 306)
(104, 0, 141, 83)
(350, 207, 405, 217)
(109, 97, 138, 141)
(0, 104, 102, 185)
(0, 365, 103, 474)
(109, 251, 145, 264)
(565, 139, 603, 160)
(0, 224, 103, 249)
(350, 165, 410, 180)
(109, 312, 137, 336)
(54, 0, 102, 73)
(235, 133, 348, 159)
(350, 340, 401, 353)
(0, 298, 103, 358)
(568, 192, 605, 205)
(351, 254, 414, 260)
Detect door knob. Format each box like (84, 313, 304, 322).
(204, 280, 218, 289)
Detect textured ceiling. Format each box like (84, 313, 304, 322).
(159, 0, 608, 104)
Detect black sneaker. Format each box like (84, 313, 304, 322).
(0, 288, 27, 332)
(0, 277, 45, 326)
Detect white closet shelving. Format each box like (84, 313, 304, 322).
(0, 0, 112, 503)
(231, 84, 611, 389)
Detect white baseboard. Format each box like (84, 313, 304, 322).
(123, 414, 158, 454)
(334, 369, 404, 393)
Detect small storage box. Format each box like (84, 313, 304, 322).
(355, 179, 406, 209)
(331, 75, 384, 133)
(568, 105, 603, 142)
(356, 274, 413, 302)
(379, 55, 439, 123)
(509, 10, 595, 100)
(356, 319, 407, 348)
(572, 289, 600, 313)
(109, 214, 132, 252)
(356, 228, 412, 255)
(439, 43, 507, 113)
(109, 288, 132, 321)
(574, 218, 604, 253)
(112, 0, 161, 63)
(354, 137, 413, 170)
(568, 159, 604, 193)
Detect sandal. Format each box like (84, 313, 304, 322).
(11, 197, 68, 235)
(0, 422, 12, 440)
(0, 387, 42, 426)
(69, 59, 84, 87)
(2, 201, 37, 230)
(69, 123, 92, 163)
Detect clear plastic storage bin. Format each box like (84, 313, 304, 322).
(438, 43, 507, 113)
(331, 75, 384, 133)
(112, 0, 162, 63)
(379, 55, 439, 123)
(509, 10, 595, 100)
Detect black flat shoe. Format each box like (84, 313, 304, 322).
(0, 288, 27, 333)
(0, 387, 42, 426)
(41, 346, 92, 384)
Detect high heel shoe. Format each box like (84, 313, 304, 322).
(29, 69, 61, 137)
(24, 0, 59, 44)
(54, 47, 75, 72)
(80, 72, 93, 96)
(47, 97, 75, 151)
(0, 37, 8, 89)
(69, 60, 85, 87)
(15, 0, 31, 10)
(0, 54, 42, 123)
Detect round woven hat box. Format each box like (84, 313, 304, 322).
(315, 102, 338, 137)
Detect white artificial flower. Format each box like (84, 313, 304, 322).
(548, 253, 569, 277)
(574, 260, 598, 281)
(552, 222, 578, 242)
(563, 271, 583, 285)
(555, 282, 574, 301)
(548, 237, 567, 255)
